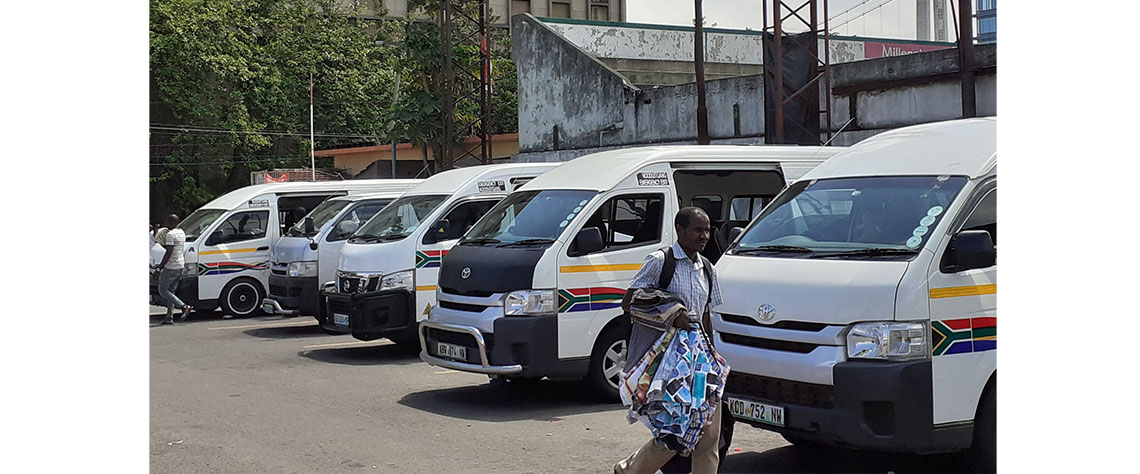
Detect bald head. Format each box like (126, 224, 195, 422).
(164, 214, 180, 228)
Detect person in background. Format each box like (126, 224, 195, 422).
(152, 214, 192, 324)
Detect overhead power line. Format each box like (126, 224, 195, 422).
(832, 0, 899, 31)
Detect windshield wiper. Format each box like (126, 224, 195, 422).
(810, 248, 918, 258)
(348, 233, 381, 242)
(733, 245, 814, 254)
(460, 238, 502, 246)
(497, 238, 555, 247)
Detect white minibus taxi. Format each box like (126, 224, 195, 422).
(418, 145, 843, 398)
(322, 163, 560, 348)
(713, 118, 996, 470)
(149, 179, 421, 317)
(262, 191, 406, 322)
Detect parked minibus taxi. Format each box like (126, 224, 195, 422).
(149, 179, 420, 317)
(417, 145, 844, 398)
(713, 118, 996, 470)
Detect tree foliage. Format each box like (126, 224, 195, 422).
(150, 0, 519, 222)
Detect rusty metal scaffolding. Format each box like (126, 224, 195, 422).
(763, 0, 833, 145)
(440, 0, 492, 170)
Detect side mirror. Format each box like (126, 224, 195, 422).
(728, 227, 744, 243)
(303, 217, 315, 235)
(309, 241, 319, 251)
(570, 227, 605, 256)
(946, 230, 995, 272)
(205, 231, 224, 247)
(424, 219, 450, 244)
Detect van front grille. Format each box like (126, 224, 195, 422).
(720, 333, 820, 354)
(726, 372, 835, 409)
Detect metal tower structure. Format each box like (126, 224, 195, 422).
(762, 0, 833, 145)
(440, 0, 493, 170)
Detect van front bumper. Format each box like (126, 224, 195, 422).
(322, 288, 417, 342)
(265, 275, 319, 316)
(419, 308, 582, 378)
(724, 360, 972, 454)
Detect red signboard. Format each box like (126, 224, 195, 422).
(864, 41, 952, 59)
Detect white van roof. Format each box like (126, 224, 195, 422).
(401, 163, 561, 195)
(518, 145, 844, 192)
(200, 179, 422, 210)
(326, 190, 407, 202)
(801, 117, 997, 181)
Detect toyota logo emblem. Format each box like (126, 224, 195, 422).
(342, 280, 350, 291)
(461, 267, 471, 279)
(757, 304, 776, 321)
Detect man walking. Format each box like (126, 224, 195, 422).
(153, 214, 192, 324)
(616, 207, 725, 474)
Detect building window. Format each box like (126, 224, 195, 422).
(589, 5, 609, 21)
(551, 1, 571, 18)
(512, 0, 531, 15)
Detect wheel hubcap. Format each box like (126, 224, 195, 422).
(602, 340, 627, 389)
(230, 284, 258, 314)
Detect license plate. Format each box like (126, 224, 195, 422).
(436, 342, 467, 361)
(727, 397, 785, 427)
(333, 313, 349, 326)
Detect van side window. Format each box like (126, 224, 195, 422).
(431, 199, 500, 242)
(328, 201, 389, 242)
(690, 195, 723, 222)
(579, 194, 664, 253)
(960, 189, 997, 246)
(210, 210, 269, 245)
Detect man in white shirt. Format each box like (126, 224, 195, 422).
(152, 214, 192, 324)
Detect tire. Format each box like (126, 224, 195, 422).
(391, 336, 422, 354)
(584, 326, 627, 402)
(965, 378, 996, 473)
(220, 278, 265, 317)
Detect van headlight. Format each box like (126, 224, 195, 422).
(504, 290, 555, 316)
(380, 270, 414, 291)
(846, 321, 929, 361)
(288, 261, 318, 277)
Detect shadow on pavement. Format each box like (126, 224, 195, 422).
(242, 323, 325, 339)
(398, 378, 623, 423)
(720, 444, 971, 474)
(298, 344, 422, 367)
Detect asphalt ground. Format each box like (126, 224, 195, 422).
(150, 307, 975, 473)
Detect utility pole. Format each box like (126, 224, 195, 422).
(694, 0, 709, 145)
(958, 0, 976, 117)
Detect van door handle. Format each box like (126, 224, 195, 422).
(257, 246, 269, 251)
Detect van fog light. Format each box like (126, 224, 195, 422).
(846, 322, 928, 360)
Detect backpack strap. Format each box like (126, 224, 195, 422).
(698, 254, 713, 313)
(657, 246, 677, 290)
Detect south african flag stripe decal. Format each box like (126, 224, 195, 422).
(932, 317, 996, 356)
(415, 250, 449, 268)
(558, 287, 626, 313)
(197, 261, 268, 276)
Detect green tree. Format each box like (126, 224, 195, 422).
(149, 0, 398, 221)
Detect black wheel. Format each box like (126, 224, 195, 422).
(220, 278, 264, 317)
(584, 326, 627, 402)
(965, 378, 996, 473)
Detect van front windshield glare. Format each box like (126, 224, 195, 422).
(349, 194, 448, 243)
(179, 209, 226, 242)
(289, 200, 349, 237)
(732, 176, 968, 259)
(460, 190, 597, 246)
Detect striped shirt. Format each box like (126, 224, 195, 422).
(629, 242, 723, 319)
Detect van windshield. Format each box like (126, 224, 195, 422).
(288, 200, 349, 237)
(180, 209, 226, 242)
(349, 194, 448, 243)
(732, 176, 968, 259)
(461, 190, 597, 246)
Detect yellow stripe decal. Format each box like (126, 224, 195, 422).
(416, 285, 438, 292)
(559, 263, 643, 273)
(929, 284, 997, 299)
(199, 247, 259, 256)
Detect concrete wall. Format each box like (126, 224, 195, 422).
(512, 13, 994, 161)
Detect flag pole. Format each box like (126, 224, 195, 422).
(309, 73, 316, 181)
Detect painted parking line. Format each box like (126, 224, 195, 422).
(207, 321, 317, 331)
(433, 370, 467, 375)
(301, 340, 393, 350)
